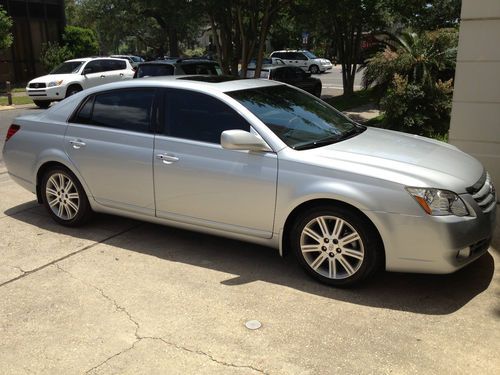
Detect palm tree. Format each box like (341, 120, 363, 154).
(362, 29, 458, 96)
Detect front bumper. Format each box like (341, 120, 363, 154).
(320, 63, 333, 72)
(367, 197, 497, 274)
(26, 85, 66, 101)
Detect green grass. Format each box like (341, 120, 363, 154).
(0, 96, 34, 106)
(11, 87, 26, 93)
(324, 89, 377, 111)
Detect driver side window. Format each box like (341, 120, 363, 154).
(163, 89, 250, 144)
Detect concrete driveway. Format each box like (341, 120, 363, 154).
(0, 168, 499, 374)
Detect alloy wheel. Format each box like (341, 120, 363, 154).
(45, 173, 80, 220)
(300, 215, 364, 279)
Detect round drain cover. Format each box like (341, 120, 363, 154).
(245, 320, 262, 330)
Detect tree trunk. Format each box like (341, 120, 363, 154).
(168, 25, 179, 57)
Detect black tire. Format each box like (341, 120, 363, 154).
(290, 205, 382, 287)
(65, 85, 82, 98)
(313, 84, 322, 98)
(33, 100, 51, 109)
(309, 65, 320, 74)
(41, 167, 92, 227)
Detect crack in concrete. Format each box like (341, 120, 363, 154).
(0, 223, 142, 288)
(143, 336, 268, 374)
(55, 266, 268, 374)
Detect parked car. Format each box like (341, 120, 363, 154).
(134, 59, 222, 78)
(26, 57, 135, 108)
(270, 50, 333, 74)
(4, 76, 496, 286)
(247, 57, 286, 68)
(242, 65, 322, 97)
(110, 54, 145, 68)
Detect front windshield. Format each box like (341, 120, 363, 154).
(303, 51, 318, 59)
(50, 61, 84, 74)
(227, 86, 364, 150)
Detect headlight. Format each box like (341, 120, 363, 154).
(47, 80, 63, 87)
(406, 187, 469, 216)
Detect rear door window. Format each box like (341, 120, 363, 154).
(71, 89, 156, 133)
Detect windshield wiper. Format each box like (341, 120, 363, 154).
(293, 135, 341, 150)
(293, 126, 366, 150)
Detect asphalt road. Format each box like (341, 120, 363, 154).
(318, 65, 364, 97)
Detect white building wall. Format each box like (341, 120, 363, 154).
(449, 0, 500, 191)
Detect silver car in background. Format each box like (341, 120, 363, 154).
(2, 76, 496, 286)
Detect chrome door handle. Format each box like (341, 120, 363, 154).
(69, 139, 86, 149)
(156, 153, 179, 164)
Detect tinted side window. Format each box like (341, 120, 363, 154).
(137, 64, 174, 78)
(164, 90, 250, 143)
(84, 60, 104, 74)
(72, 96, 94, 124)
(90, 89, 155, 133)
(105, 59, 126, 71)
(294, 53, 307, 60)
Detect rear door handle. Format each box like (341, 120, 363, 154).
(69, 139, 86, 149)
(100, 75, 106, 78)
(119, 73, 124, 76)
(156, 153, 179, 164)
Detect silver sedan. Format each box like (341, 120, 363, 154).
(2, 76, 496, 286)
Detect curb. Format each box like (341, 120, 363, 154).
(0, 103, 37, 111)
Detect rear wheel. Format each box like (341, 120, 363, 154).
(290, 205, 381, 286)
(41, 167, 92, 226)
(33, 100, 51, 109)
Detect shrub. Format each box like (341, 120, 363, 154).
(40, 42, 74, 72)
(381, 74, 453, 137)
(0, 5, 13, 50)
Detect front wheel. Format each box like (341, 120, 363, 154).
(41, 167, 92, 226)
(309, 65, 320, 74)
(290, 205, 382, 286)
(33, 100, 51, 109)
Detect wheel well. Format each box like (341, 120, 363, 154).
(35, 161, 68, 203)
(281, 199, 385, 263)
(66, 84, 82, 93)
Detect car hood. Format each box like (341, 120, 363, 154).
(302, 127, 483, 193)
(28, 74, 78, 84)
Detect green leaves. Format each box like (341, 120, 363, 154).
(0, 5, 13, 51)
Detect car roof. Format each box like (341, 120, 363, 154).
(81, 75, 283, 94)
(139, 59, 218, 66)
(66, 57, 128, 63)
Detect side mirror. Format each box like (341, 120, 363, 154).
(82, 68, 92, 75)
(221, 130, 272, 152)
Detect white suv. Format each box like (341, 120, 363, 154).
(26, 57, 135, 108)
(269, 50, 332, 74)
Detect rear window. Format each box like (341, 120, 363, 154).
(137, 64, 174, 78)
(179, 63, 222, 75)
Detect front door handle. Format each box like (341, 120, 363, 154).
(156, 153, 179, 164)
(100, 75, 106, 78)
(69, 139, 86, 149)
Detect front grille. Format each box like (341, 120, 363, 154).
(29, 82, 46, 88)
(467, 172, 496, 213)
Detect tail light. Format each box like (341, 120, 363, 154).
(5, 124, 20, 142)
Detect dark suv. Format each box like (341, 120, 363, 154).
(134, 59, 222, 78)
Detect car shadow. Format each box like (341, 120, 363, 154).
(5, 203, 496, 316)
